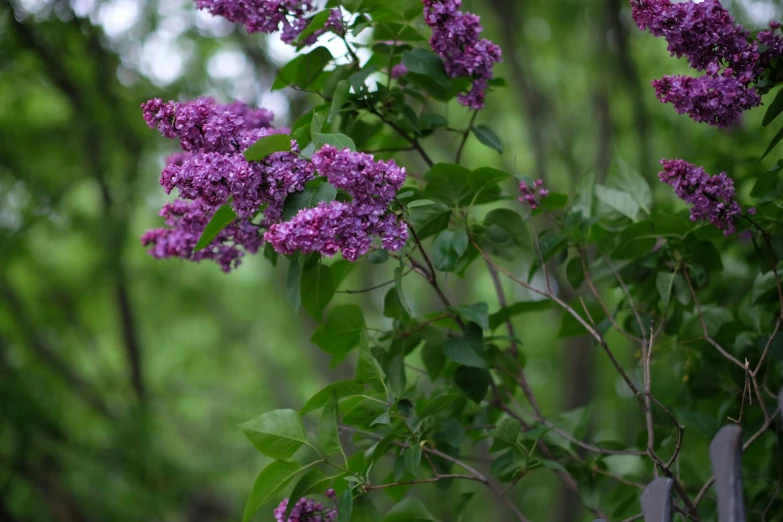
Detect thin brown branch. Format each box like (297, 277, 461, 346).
(455, 110, 479, 164)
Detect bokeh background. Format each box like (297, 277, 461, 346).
(1, 0, 782, 520)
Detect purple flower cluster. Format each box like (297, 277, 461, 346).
(422, 0, 502, 109)
(631, 0, 783, 127)
(141, 199, 263, 273)
(142, 97, 314, 222)
(273, 497, 337, 522)
(265, 145, 408, 261)
(518, 179, 549, 210)
(141, 97, 315, 271)
(391, 62, 409, 79)
(194, 0, 343, 45)
(658, 158, 746, 235)
(651, 72, 761, 127)
(194, 0, 313, 44)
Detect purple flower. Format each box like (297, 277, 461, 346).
(651, 73, 761, 127)
(631, 0, 760, 79)
(273, 497, 337, 522)
(658, 158, 743, 235)
(140, 199, 262, 273)
(518, 179, 549, 210)
(325, 9, 343, 33)
(391, 62, 409, 79)
(194, 0, 315, 44)
(143, 97, 312, 223)
(142, 97, 276, 154)
(631, 1, 783, 126)
(266, 146, 409, 261)
(422, 0, 502, 109)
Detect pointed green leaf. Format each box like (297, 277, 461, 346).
(319, 392, 342, 455)
(283, 183, 338, 221)
(300, 380, 365, 414)
(471, 125, 503, 153)
(443, 323, 488, 368)
(273, 47, 333, 90)
(285, 468, 329, 520)
(338, 491, 353, 522)
(243, 134, 292, 162)
(313, 132, 356, 151)
(384, 498, 438, 522)
(242, 460, 302, 522)
(356, 335, 386, 384)
(239, 409, 308, 460)
(311, 305, 366, 359)
(761, 125, 783, 161)
(763, 87, 783, 126)
(403, 445, 422, 476)
(194, 204, 237, 252)
(301, 263, 335, 322)
(432, 229, 468, 272)
(448, 303, 489, 330)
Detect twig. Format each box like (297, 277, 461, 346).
(682, 269, 745, 370)
(455, 110, 478, 164)
(339, 426, 531, 522)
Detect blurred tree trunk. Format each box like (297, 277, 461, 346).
(487, 0, 548, 180)
(609, 0, 652, 178)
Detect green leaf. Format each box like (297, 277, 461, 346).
(421, 340, 447, 381)
(286, 258, 303, 313)
(273, 47, 333, 90)
(761, 125, 783, 162)
(401, 48, 451, 88)
(417, 392, 461, 417)
(370, 411, 391, 426)
(239, 409, 308, 460)
(469, 167, 508, 195)
(490, 417, 522, 452)
(331, 260, 356, 288)
(448, 303, 489, 330)
(408, 200, 451, 239)
(572, 170, 596, 218)
(264, 243, 279, 266)
(432, 229, 468, 272)
(471, 125, 503, 153)
(423, 163, 472, 205)
(384, 498, 438, 522)
(566, 256, 584, 290)
(301, 263, 335, 322)
(403, 445, 422, 476)
(557, 299, 604, 338)
(300, 380, 365, 414)
(328, 80, 351, 124)
(283, 183, 338, 221)
(337, 491, 353, 522)
(296, 10, 332, 46)
(243, 460, 303, 522)
(454, 366, 490, 403)
(356, 335, 386, 385)
(194, 204, 237, 252)
(763, 87, 783, 126)
(443, 323, 488, 368)
(393, 266, 412, 316)
(349, 65, 377, 93)
(313, 132, 357, 151)
(595, 185, 640, 221)
(243, 134, 292, 162)
(477, 208, 528, 261)
(607, 157, 652, 216)
(285, 468, 329, 520)
(352, 496, 382, 522)
(750, 165, 783, 201)
(319, 392, 342, 455)
(311, 305, 366, 360)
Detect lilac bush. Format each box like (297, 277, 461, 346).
(139, 1, 783, 520)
